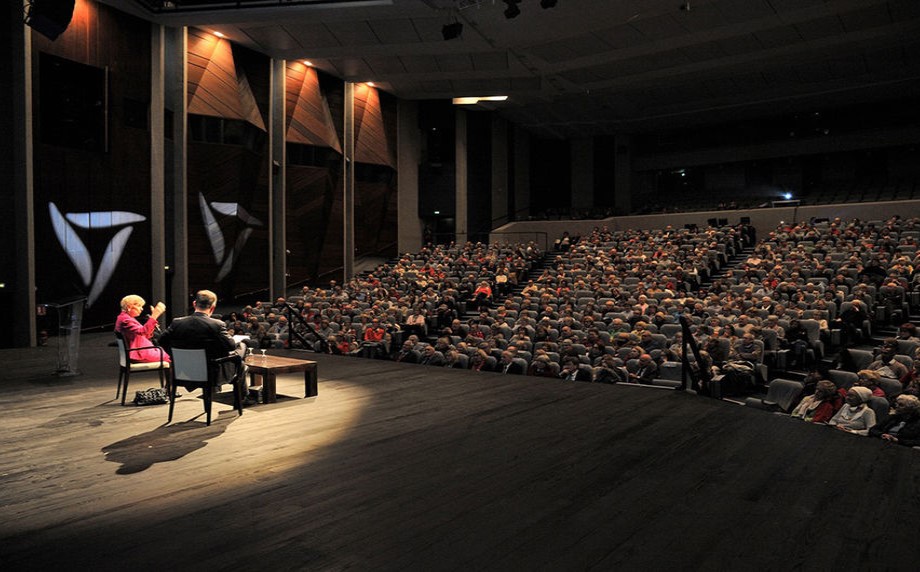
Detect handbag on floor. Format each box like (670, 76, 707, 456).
(133, 387, 169, 406)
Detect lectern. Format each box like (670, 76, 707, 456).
(45, 296, 87, 376)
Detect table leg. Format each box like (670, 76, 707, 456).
(304, 365, 318, 398)
(263, 372, 277, 403)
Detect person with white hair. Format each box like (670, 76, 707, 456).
(115, 294, 168, 363)
(869, 394, 920, 446)
(828, 386, 877, 435)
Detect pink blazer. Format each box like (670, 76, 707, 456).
(115, 311, 169, 363)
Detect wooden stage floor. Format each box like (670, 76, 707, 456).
(2, 333, 919, 570)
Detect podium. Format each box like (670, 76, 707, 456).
(44, 296, 87, 376)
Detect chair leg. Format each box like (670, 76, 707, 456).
(204, 385, 213, 426)
(116, 369, 124, 399)
(233, 378, 243, 416)
(121, 370, 130, 405)
(167, 377, 176, 424)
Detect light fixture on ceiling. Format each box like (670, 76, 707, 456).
(503, 0, 521, 19)
(540, 0, 557, 8)
(212, 30, 225, 38)
(452, 95, 509, 105)
(442, 21, 462, 41)
(302, 60, 314, 67)
(365, 82, 376, 87)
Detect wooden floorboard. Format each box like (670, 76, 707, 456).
(2, 333, 920, 571)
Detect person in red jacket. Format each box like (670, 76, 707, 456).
(791, 380, 843, 423)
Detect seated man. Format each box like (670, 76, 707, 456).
(159, 290, 248, 400)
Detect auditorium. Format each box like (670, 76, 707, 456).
(3, 1, 920, 569)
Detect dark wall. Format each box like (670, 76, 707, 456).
(530, 138, 571, 214)
(417, 100, 456, 218)
(467, 111, 493, 242)
(32, 1, 152, 328)
(185, 42, 271, 304)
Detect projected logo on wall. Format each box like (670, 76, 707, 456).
(198, 193, 263, 282)
(49, 202, 146, 308)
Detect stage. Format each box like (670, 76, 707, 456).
(1, 333, 917, 570)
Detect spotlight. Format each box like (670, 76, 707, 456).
(541, 0, 558, 7)
(503, 0, 521, 19)
(442, 22, 463, 41)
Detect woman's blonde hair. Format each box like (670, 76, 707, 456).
(120, 295, 145, 312)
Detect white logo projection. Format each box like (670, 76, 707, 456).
(198, 193, 263, 282)
(48, 202, 146, 308)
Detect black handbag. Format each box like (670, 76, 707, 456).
(133, 387, 169, 406)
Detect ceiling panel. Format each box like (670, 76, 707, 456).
(471, 52, 509, 71)
(436, 54, 475, 73)
(278, 21, 340, 49)
(630, 14, 689, 41)
(596, 23, 653, 50)
(714, 0, 775, 25)
(240, 25, 302, 51)
(838, 5, 893, 33)
(677, 2, 731, 33)
(364, 56, 407, 75)
(794, 15, 845, 42)
(766, 0, 825, 14)
(680, 41, 728, 63)
(367, 18, 421, 44)
(753, 25, 802, 49)
(399, 54, 440, 74)
(325, 20, 379, 46)
(526, 34, 612, 64)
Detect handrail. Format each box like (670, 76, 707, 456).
(678, 313, 710, 392)
(281, 302, 326, 352)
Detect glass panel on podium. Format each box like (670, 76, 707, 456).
(44, 296, 87, 376)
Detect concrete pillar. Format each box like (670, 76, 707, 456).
(150, 24, 166, 305)
(491, 115, 509, 227)
(343, 82, 355, 280)
(269, 58, 287, 298)
(164, 25, 188, 314)
(513, 128, 531, 221)
(455, 109, 468, 244)
(397, 100, 422, 253)
(10, 4, 36, 347)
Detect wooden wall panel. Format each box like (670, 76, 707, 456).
(187, 29, 265, 130)
(285, 63, 342, 152)
(32, 0, 152, 328)
(286, 165, 344, 286)
(354, 84, 395, 168)
(187, 143, 269, 300)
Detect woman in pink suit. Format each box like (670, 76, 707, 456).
(115, 294, 169, 363)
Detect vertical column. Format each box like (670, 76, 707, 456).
(614, 133, 632, 215)
(343, 82, 355, 280)
(10, 4, 36, 347)
(150, 24, 166, 304)
(269, 58, 286, 299)
(397, 100, 422, 253)
(165, 25, 188, 314)
(513, 127, 531, 221)
(455, 109, 468, 244)
(571, 137, 594, 210)
(491, 115, 509, 227)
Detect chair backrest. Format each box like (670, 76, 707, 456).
(115, 334, 128, 368)
(868, 396, 890, 426)
(765, 379, 805, 412)
(828, 369, 858, 390)
(878, 377, 903, 400)
(171, 348, 209, 383)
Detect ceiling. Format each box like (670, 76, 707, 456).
(109, 0, 920, 138)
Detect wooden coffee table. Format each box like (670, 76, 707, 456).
(244, 355, 318, 403)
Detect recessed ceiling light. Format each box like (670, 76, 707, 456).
(302, 60, 314, 67)
(366, 82, 376, 87)
(452, 96, 509, 105)
(213, 31, 225, 38)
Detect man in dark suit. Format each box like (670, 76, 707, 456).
(159, 290, 247, 397)
(499, 350, 526, 375)
(559, 358, 592, 382)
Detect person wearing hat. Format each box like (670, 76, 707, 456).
(829, 386, 877, 435)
